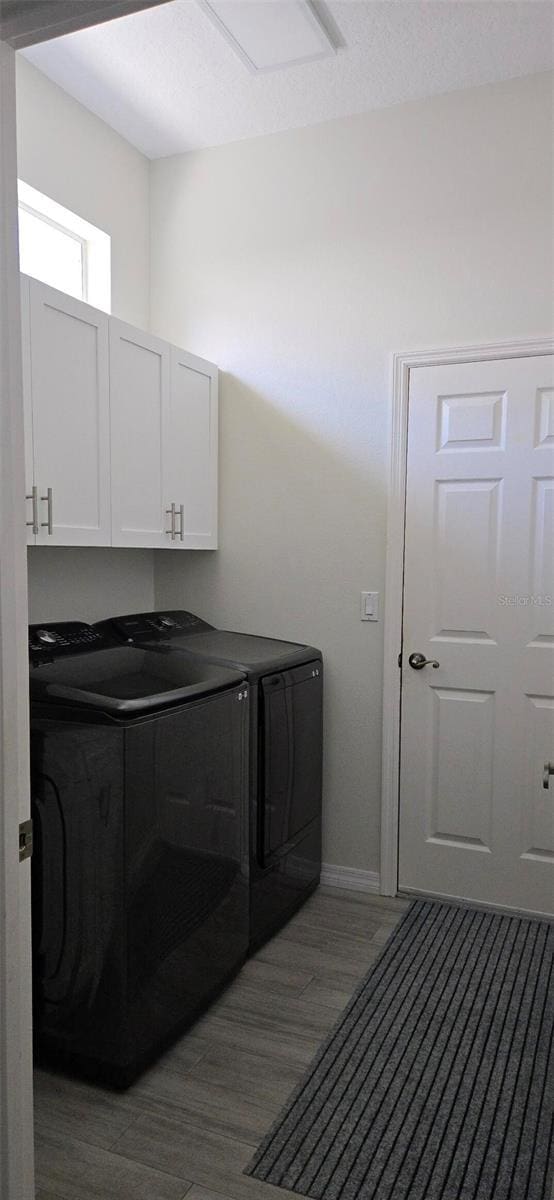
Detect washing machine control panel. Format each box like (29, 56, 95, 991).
(29, 622, 108, 659)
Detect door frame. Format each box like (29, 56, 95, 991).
(380, 335, 554, 898)
(0, 37, 35, 1200)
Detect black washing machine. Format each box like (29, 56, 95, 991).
(29, 621, 249, 1086)
(96, 611, 323, 951)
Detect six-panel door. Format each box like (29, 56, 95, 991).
(26, 278, 111, 546)
(400, 355, 554, 916)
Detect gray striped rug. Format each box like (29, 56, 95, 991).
(246, 899, 553, 1200)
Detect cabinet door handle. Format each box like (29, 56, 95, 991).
(40, 487, 53, 535)
(26, 485, 39, 535)
(177, 503, 184, 542)
(165, 503, 176, 540)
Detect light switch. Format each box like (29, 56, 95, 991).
(360, 591, 379, 621)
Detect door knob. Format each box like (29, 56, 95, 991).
(543, 762, 554, 790)
(408, 652, 440, 671)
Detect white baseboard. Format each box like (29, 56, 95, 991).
(320, 863, 380, 894)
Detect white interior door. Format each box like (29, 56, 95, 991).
(167, 347, 218, 549)
(400, 354, 554, 916)
(110, 319, 171, 547)
(28, 278, 111, 546)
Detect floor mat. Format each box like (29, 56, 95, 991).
(246, 898, 553, 1200)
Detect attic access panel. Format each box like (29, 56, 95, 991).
(198, 0, 336, 73)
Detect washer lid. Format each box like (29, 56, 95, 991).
(29, 646, 245, 715)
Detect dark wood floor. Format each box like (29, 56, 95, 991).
(34, 887, 409, 1200)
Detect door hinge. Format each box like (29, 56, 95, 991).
(19, 818, 33, 863)
(398, 652, 402, 668)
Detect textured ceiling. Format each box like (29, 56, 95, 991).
(21, 0, 554, 159)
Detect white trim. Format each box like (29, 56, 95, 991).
(380, 335, 554, 899)
(0, 39, 34, 1200)
(19, 200, 86, 247)
(321, 863, 380, 894)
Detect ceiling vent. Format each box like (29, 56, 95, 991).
(198, 0, 337, 73)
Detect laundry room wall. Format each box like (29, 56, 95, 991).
(16, 56, 155, 624)
(150, 71, 553, 878)
(16, 56, 149, 328)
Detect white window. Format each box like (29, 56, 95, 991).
(18, 181, 111, 312)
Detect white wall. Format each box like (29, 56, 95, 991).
(27, 549, 155, 625)
(16, 56, 150, 328)
(16, 56, 155, 624)
(151, 72, 553, 875)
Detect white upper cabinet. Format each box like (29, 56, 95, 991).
(22, 276, 111, 546)
(109, 319, 170, 548)
(109, 323, 218, 550)
(166, 348, 218, 549)
(21, 277, 218, 551)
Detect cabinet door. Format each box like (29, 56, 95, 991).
(166, 348, 218, 549)
(28, 279, 111, 546)
(110, 320, 172, 548)
(20, 275, 36, 545)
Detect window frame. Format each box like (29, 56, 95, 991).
(17, 180, 111, 312)
(18, 199, 88, 301)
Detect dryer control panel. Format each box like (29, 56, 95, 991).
(98, 611, 215, 644)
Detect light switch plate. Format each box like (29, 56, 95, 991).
(360, 591, 379, 621)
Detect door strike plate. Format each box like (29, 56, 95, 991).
(19, 818, 33, 862)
